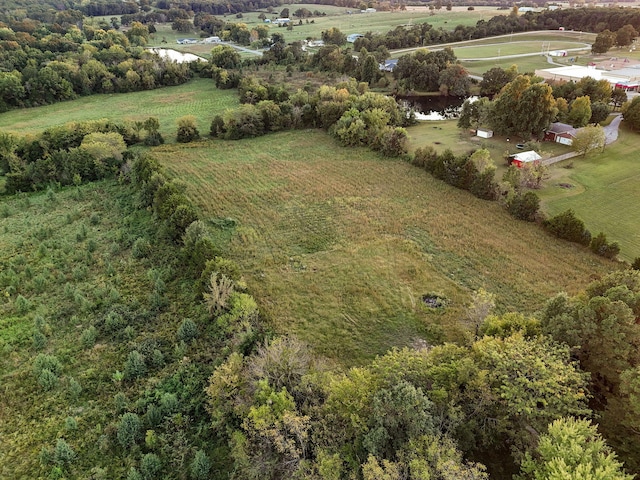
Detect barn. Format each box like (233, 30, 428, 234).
(545, 122, 578, 146)
(509, 150, 542, 168)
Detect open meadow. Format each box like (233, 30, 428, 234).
(0, 79, 237, 140)
(538, 125, 640, 261)
(153, 129, 615, 364)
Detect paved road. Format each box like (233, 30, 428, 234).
(541, 114, 622, 166)
(218, 41, 263, 56)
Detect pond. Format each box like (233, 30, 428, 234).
(147, 48, 207, 63)
(396, 95, 476, 121)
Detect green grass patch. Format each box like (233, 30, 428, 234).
(154, 129, 614, 364)
(0, 78, 237, 139)
(539, 125, 640, 261)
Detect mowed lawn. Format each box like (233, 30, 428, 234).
(0, 78, 237, 139)
(454, 40, 590, 59)
(539, 126, 640, 261)
(154, 130, 614, 364)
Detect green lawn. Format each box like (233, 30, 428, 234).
(0, 79, 237, 139)
(153, 129, 614, 364)
(454, 41, 590, 59)
(539, 125, 640, 261)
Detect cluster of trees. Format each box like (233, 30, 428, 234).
(0, 118, 164, 193)
(209, 78, 413, 157)
(592, 24, 639, 53)
(393, 48, 471, 95)
(0, 22, 194, 112)
(460, 70, 622, 140)
(206, 267, 640, 479)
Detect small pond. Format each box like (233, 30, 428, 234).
(147, 48, 207, 63)
(397, 95, 477, 120)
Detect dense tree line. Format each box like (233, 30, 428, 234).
(355, 7, 640, 52)
(0, 22, 194, 112)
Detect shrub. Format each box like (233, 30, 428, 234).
(198, 257, 242, 295)
(160, 392, 179, 415)
(117, 412, 141, 448)
(127, 468, 143, 480)
(34, 353, 62, 377)
(377, 126, 408, 157)
(132, 238, 152, 259)
(124, 350, 147, 379)
(190, 450, 211, 480)
(632, 257, 640, 270)
(412, 145, 438, 169)
(143, 131, 164, 146)
(210, 115, 225, 137)
(507, 191, 540, 222)
(69, 377, 82, 400)
(38, 369, 59, 390)
(53, 439, 76, 467)
(140, 453, 162, 480)
(15, 294, 31, 314)
(81, 326, 98, 349)
(543, 209, 591, 245)
(177, 318, 198, 343)
(590, 232, 620, 259)
(65, 416, 78, 431)
(167, 203, 199, 243)
(176, 116, 200, 143)
(203, 273, 235, 315)
(33, 331, 47, 350)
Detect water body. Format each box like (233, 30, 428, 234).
(397, 95, 476, 120)
(147, 48, 207, 63)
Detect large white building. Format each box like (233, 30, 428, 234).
(535, 65, 640, 91)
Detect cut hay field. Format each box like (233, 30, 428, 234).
(538, 125, 640, 261)
(154, 130, 615, 364)
(0, 79, 236, 139)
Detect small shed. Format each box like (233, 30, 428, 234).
(509, 150, 542, 168)
(476, 128, 493, 139)
(545, 122, 578, 145)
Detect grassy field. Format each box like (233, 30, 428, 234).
(406, 119, 571, 175)
(147, 5, 506, 49)
(538, 125, 640, 261)
(453, 40, 589, 59)
(153, 129, 614, 364)
(0, 79, 237, 139)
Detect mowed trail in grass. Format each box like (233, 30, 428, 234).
(154, 130, 614, 364)
(539, 126, 640, 261)
(0, 78, 236, 138)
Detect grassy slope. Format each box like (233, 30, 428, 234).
(538, 125, 640, 261)
(0, 78, 237, 139)
(153, 130, 614, 364)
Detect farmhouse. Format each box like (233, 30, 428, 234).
(508, 150, 542, 168)
(545, 122, 578, 145)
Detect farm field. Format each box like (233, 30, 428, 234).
(0, 79, 236, 139)
(148, 5, 506, 49)
(153, 130, 614, 364)
(538, 125, 640, 261)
